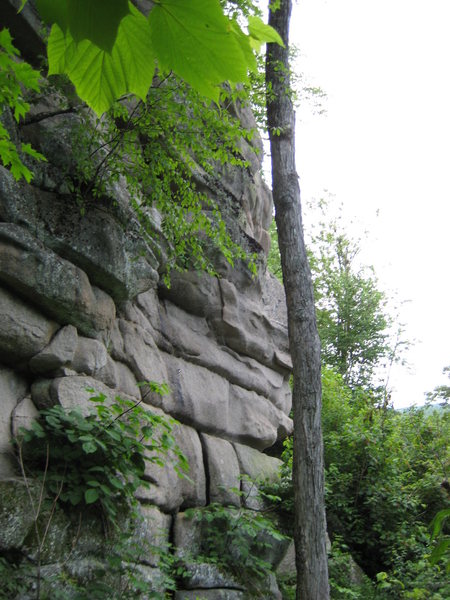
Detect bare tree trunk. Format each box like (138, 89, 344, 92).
(265, 1, 330, 598)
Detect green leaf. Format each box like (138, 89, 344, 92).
(229, 19, 257, 74)
(109, 476, 125, 490)
(21, 142, 47, 162)
(248, 16, 285, 49)
(85, 487, 100, 504)
(37, 0, 69, 30)
(429, 538, 450, 566)
(67, 0, 130, 52)
(47, 5, 155, 115)
(149, 0, 250, 101)
(431, 508, 450, 539)
(82, 440, 97, 454)
(38, 0, 129, 52)
(0, 28, 19, 55)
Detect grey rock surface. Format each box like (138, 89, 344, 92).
(174, 591, 245, 600)
(0, 285, 59, 367)
(0, 366, 28, 477)
(138, 417, 206, 512)
(11, 396, 39, 438)
(31, 375, 118, 413)
(0, 479, 39, 550)
(0, 223, 115, 336)
(29, 324, 78, 373)
(201, 433, 241, 507)
(182, 562, 244, 590)
(233, 442, 283, 510)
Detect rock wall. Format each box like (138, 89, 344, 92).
(0, 3, 293, 598)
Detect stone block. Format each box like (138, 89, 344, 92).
(0, 479, 39, 550)
(11, 396, 39, 438)
(138, 417, 206, 512)
(0, 285, 59, 367)
(182, 563, 243, 590)
(163, 356, 291, 450)
(228, 385, 292, 450)
(95, 354, 118, 389)
(159, 270, 222, 320)
(233, 443, 282, 511)
(72, 336, 108, 375)
(200, 433, 241, 507)
(210, 277, 291, 373)
(160, 300, 290, 413)
(132, 505, 172, 567)
(113, 360, 140, 398)
(163, 355, 230, 432)
(175, 591, 245, 600)
(31, 375, 119, 414)
(173, 510, 203, 559)
(119, 320, 169, 399)
(0, 366, 28, 478)
(0, 223, 115, 336)
(29, 324, 78, 373)
(0, 163, 159, 302)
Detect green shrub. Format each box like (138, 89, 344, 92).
(16, 386, 188, 526)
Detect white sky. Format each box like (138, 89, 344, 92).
(288, 0, 450, 407)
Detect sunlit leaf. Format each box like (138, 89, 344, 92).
(248, 15, 285, 48)
(47, 5, 155, 115)
(149, 0, 250, 101)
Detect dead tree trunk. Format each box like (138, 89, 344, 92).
(265, 1, 330, 598)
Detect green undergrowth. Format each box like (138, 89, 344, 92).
(16, 385, 187, 527)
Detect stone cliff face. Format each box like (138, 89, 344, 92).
(0, 4, 293, 597)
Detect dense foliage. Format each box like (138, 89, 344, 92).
(16, 386, 187, 526)
(0, 28, 45, 182)
(267, 215, 449, 598)
(185, 497, 287, 596)
(24, 0, 282, 114)
(278, 370, 449, 599)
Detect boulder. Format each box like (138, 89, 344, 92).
(31, 375, 119, 413)
(71, 336, 108, 375)
(29, 324, 78, 373)
(233, 443, 282, 511)
(0, 366, 28, 478)
(200, 433, 241, 507)
(11, 396, 39, 438)
(0, 479, 40, 550)
(138, 416, 206, 512)
(0, 223, 116, 336)
(174, 591, 245, 600)
(0, 285, 59, 367)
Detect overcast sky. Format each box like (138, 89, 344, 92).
(288, 0, 450, 407)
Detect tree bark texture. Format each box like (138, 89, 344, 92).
(266, 1, 330, 598)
